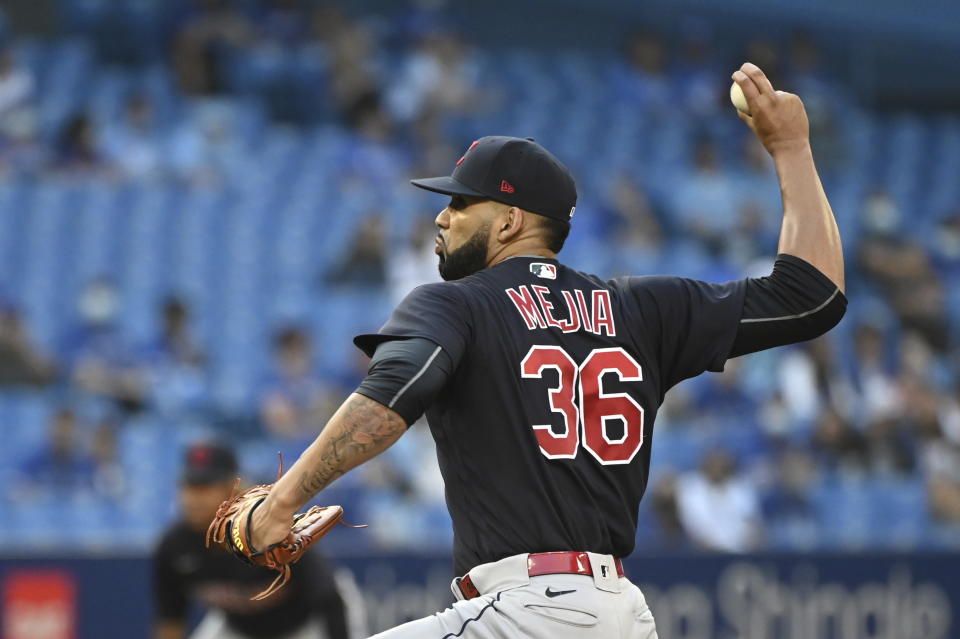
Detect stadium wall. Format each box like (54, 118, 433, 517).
(1, 552, 956, 638)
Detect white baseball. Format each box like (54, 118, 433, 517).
(730, 82, 750, 115)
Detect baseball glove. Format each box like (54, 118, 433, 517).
(206, 458, 360, 600)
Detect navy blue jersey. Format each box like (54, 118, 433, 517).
(356, 256, 746, 575)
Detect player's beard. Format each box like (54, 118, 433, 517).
(438, 222, 491, 281)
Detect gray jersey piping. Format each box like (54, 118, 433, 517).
(739, 287, 841, 324)
(389, 345, 442, 408)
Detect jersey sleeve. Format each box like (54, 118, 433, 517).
(729, 254, 846, 357)
(354, 282, 472, 364)
(355, 337, 455, 426)
(622, 275, 747, 392)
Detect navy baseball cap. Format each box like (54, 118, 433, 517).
(182, 442, 238, 485)
(411, 136, 578, 222)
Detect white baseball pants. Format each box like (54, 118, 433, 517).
(368, 553, 658, 639)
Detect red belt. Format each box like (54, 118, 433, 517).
(456, 552, 625, 600)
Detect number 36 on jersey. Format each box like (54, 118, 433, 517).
(520, 346, 645, 465)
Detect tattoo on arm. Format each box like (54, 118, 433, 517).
(296, 394, 407, 500)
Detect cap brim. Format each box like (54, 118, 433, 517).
(410, 176, 488, 198)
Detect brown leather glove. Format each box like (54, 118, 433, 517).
(205, 476, 351, 600)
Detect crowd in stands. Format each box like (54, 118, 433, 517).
(0, 1, 958, 553)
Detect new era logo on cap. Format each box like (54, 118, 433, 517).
(500, 180, 515, 194)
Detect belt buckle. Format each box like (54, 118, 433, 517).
(454, 574, 481, 600)
(451, 577, 466, 601)
(586, 552, 621, 593)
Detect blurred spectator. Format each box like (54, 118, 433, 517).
(359, 421, 452, 550)
(900, 375, 942, 435)
(353, 98, 395, 145)
(0, 302, 56, 386)
(647, 473, 689, 548)
(89, 419, 126, 500)
(358, 449, 417, 500)
(0, 43, 33, 129)
(864, 415, 916, 474)
(858, 190, 950, 351)
(409, 110, 460, 177)
(762, 445, 817, 525)
(785, 31, 845, 169)
(605, 175, 665, 254)
(778, 337, 857, 424)
(387, 30, 484, 125)
(917, 382, 960, 526)
(63, 279, 147, 413)
(939, 383, 960, 444)
(724, 134, 781, 264)
(168, 103, 245, 186)
(313, 18, 400, 191)
(905, 377, 959, 460)
(0, 102, 41, 177)
(259, 326, 342, 440)
(733, 136, 781, 241)
(172, 0, 254, 95)
(725, 202, 769, 266)
(758, 390, 792, 439)
(930, 208, 960, 275)
(387, 217, 441, 304)
(52, 113, 109, 174)
(612, 32, 671, 113)
(852, 323, 901, 422)
(153, 442, 349, 638)
(742, 39, 783, 89)
(857, 191, 918, 285)
(327, 216, 387, 288)
(691, 361, 756, 419)
(897, 277, 949, 353)
(310, 7, 383, 128)
(359, 418, 445, 506)
(146, 297, 205, 368)
(929, 475, 960, 524)
(673, 19, 722, 115)
(676, 449, 763, 551)
(786, 30, 829, 87)
(670, 137, 739, 256)
(899, 330, 940, 390)
(17, 408, 94, 495)
(242, 0, 318, 126)
(811, 408, 869, 473)
(101, 93, 164, 180)
(144, 297, 208, 415)
(338, 108, 408, 197)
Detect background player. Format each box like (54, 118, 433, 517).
(153, 442, 349, 639)
(230, 62, 843, 637)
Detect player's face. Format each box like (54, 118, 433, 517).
(180, 480, 234, 531)
(435, 195, 497, 281)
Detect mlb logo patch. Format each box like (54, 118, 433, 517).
(530, 263, 557, 280)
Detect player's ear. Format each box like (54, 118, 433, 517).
(496, 207, 524, 242)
